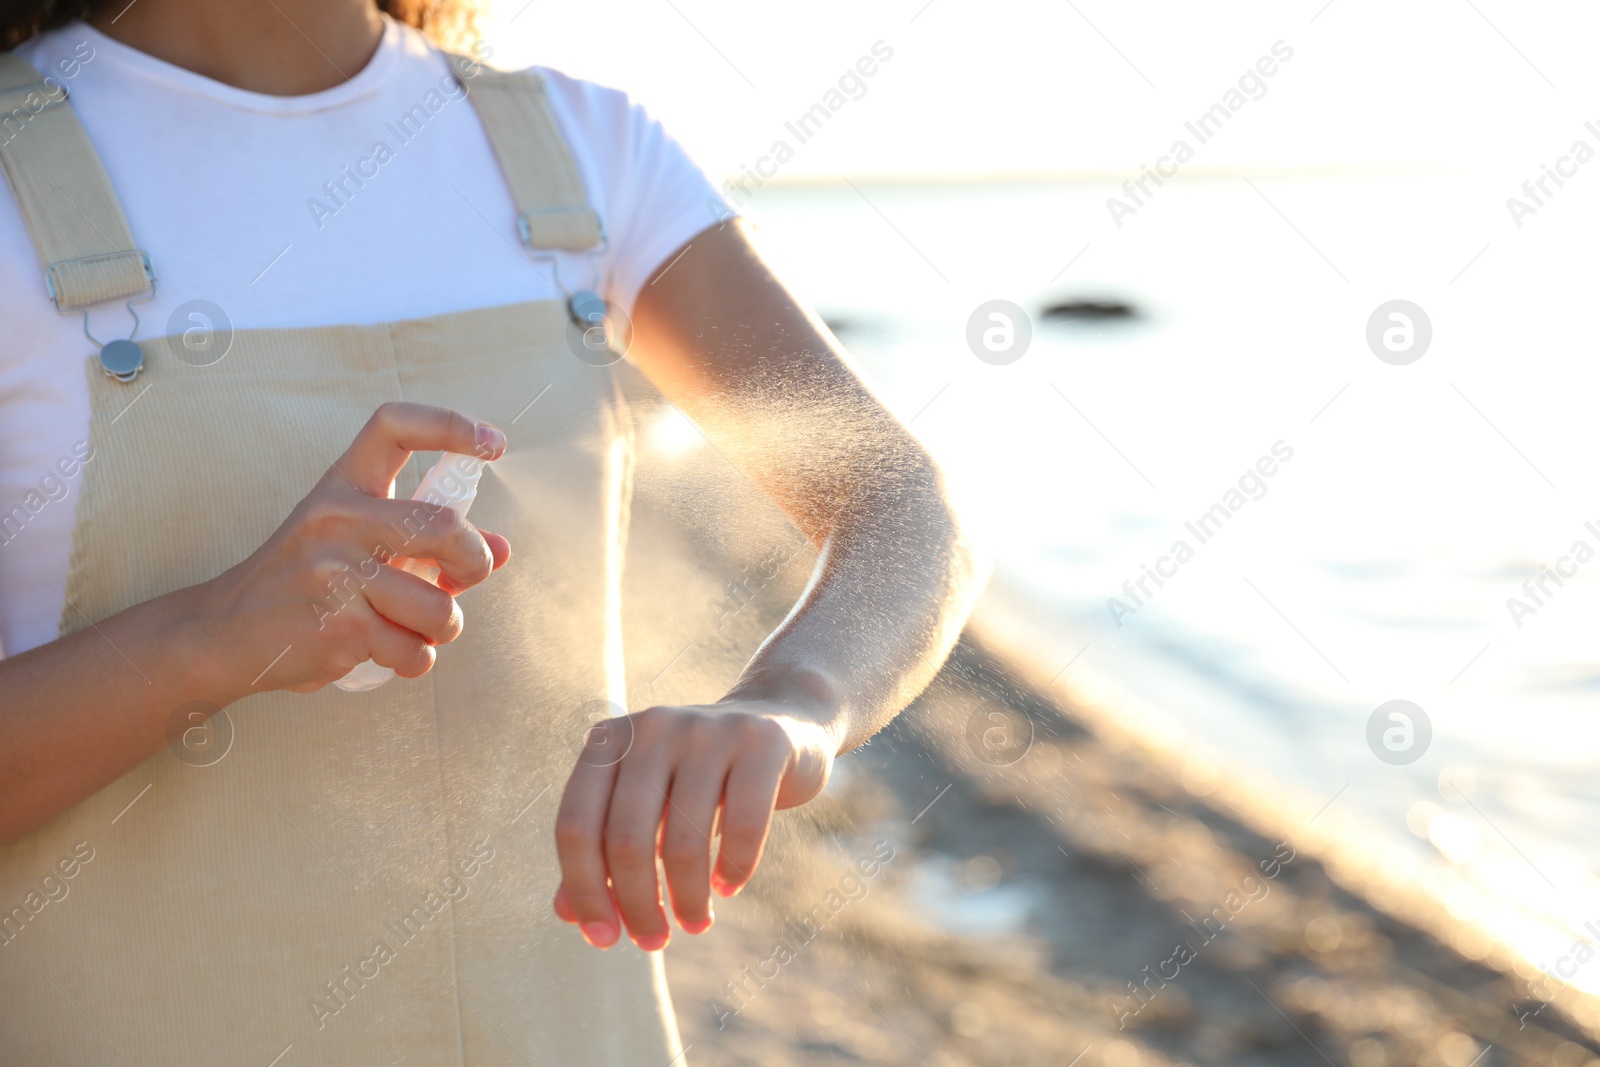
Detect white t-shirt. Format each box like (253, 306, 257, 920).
(0, 18, 734, 658)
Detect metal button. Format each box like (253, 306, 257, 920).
(99, 338, 143, 382)
(567, 289, 607, 328)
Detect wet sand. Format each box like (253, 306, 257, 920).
(616, 372, 1600, 1067)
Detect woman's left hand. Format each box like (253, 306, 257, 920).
(551, 700, 836, 951)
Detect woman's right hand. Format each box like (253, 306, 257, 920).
(0, 402, 511, 842)
(194, 402, 511, 699)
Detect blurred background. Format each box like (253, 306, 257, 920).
(489, 2, 1600, 1064)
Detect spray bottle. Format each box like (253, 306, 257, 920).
(334, 451, 489, 692)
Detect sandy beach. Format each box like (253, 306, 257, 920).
(616, 369, 1600, 1067)
(661, 637, 1600, 1067)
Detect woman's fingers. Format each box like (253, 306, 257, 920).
(483, 530, 512, 568)
(550, 708, 806, 953)
(553, 882, 578, 923)
(361, 611, 436, 678)
(711, 718, 791, 898)
(553, 722, 627, 948)
(359, 496, 494, 591)
(603, 726, 675, 950)
(440, 530, 510, 595)
(332, 401, 505, 497)
(661, 751, 728, 934)
(361, 566, 461, 646)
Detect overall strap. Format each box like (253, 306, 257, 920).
(447, 53, 604, 252)
(0, 53, 152, 310)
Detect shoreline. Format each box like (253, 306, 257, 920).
(968, 574, 1600, 1050)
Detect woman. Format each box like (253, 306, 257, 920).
(0, 1, 980, 1063)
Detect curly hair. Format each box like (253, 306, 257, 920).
(1, 1, 478, 51)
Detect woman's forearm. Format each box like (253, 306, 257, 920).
(628, 220, 988, 755)
(723, 470, 983, 755)
(0, 583, 224, 843)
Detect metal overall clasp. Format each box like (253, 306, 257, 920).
(45, 249, 158, 383)
(517, 210, 611, 331)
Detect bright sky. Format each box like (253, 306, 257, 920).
(484, 0, 1600, 180)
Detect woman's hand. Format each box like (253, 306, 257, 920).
(551, 698, 838, 951)
(0, 401, 514, 843)
(195, 401, 511, 699)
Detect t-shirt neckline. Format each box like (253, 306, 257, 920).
(58, 16, 403, 115)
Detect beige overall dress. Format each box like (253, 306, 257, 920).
(0, 52, 684, 1066)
